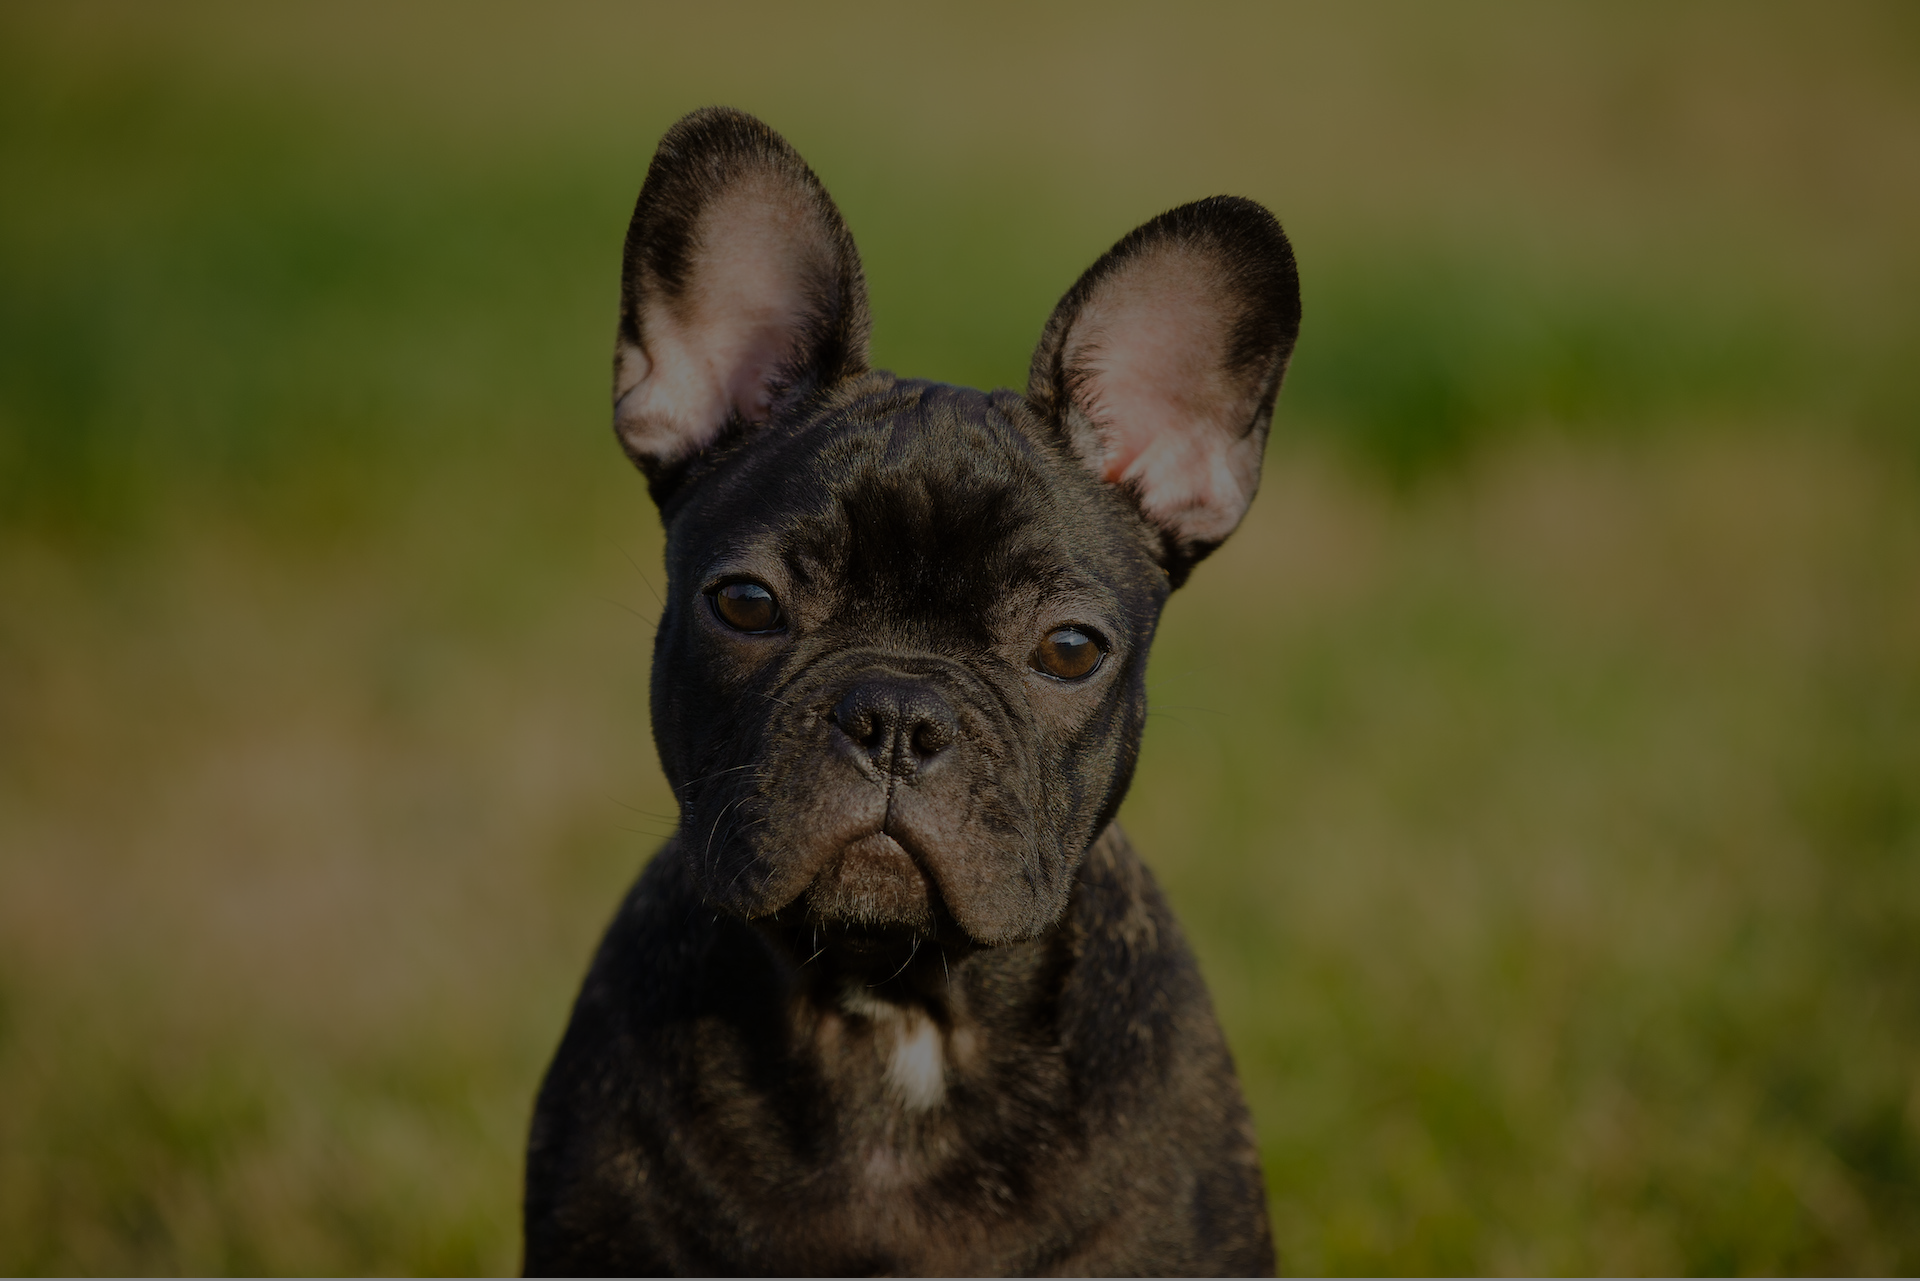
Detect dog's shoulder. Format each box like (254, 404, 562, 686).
(522, 844, 763, 1275)
(1052, 827, 1275, 1275)
(1061, 825, 1215, 1058)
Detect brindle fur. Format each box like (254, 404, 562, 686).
(524, 107, 1299, 1276)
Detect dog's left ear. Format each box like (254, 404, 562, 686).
(615, 107, 870, 496)
(1028, 197, 1300, 586)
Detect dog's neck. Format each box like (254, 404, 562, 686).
(738, 842, 1092, 1121)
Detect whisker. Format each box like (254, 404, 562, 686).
(870, 933, 922, 987)
(609, 797, 679, 822)
(595, 595, 655, 626)
(677, 762, 764, 794)
(620, 546, 666, 609)
(704, 795, 750, 882)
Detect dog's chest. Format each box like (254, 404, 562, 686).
(695, 988, 1033, 1267)
(826, 984, 981, 1116)
(779, 988, 988, 1203)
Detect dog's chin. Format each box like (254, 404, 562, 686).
(802, 831, 937, 936)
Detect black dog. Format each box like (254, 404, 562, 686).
(523, 107, 1300, 1276)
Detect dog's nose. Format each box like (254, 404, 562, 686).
(829, 678, 959, 779)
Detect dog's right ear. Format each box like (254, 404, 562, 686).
(614, 108, 870, 495)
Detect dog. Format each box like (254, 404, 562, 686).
(522, 106, 1301, 1277)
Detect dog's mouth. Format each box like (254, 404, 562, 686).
(685, 653, 1062, 948)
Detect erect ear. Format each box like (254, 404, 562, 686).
(1027, 196, 1301, 586)
(614, 107, 870, 495)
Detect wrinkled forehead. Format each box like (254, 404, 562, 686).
(673, 384, 1146, 620)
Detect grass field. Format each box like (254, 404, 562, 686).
(2, 1, 1918, 1273)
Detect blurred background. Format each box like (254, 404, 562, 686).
(2, 0, 1917, 1272)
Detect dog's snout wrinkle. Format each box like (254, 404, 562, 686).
(829, 676, 960, 782)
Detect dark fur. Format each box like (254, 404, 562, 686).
(525, 107, 1300, 1276)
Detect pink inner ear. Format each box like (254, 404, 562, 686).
(1064, 246, 1266, 548)
(615, 176, 827, 467)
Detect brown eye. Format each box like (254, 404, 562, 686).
(710, 581, 783, 633)
(1030, 626, 1104, 680)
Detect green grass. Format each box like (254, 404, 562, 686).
(1133, 441, 1920, 1271)
(2, 1, 1918, 1273)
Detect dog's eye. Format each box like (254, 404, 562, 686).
(710, 581, 784, 633)
(1030, 626, 1104, 680)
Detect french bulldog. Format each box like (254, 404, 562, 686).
(523, 106, 1301, 1277)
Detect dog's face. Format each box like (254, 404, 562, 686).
(649, 382, 1165, 947)
(616, 110, 1299, 951)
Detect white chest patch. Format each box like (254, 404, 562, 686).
(886, 1013, 946, 1111)
(840, 986, 948, 1112)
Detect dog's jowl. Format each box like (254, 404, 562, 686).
(523, 107, 1300, 1277)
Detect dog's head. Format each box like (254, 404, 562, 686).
(617, 108, 1299, 952)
